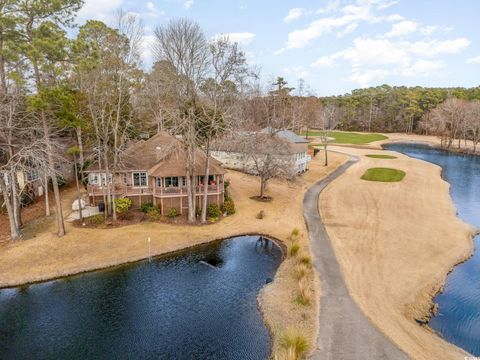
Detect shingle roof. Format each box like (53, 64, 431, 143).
(260, 127, 309, 143)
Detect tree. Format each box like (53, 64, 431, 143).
(319, 103, 338, 166)
(67, 145, 82, 222)
(16, 0, 84, 237)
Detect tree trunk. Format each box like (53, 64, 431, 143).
(44, 172, 50, 216)
(324, 141, 328, 166)
(0, 32, 6, 95)
(186, 166, 194, 222)
(76, 127, 84, 166)
(260, 176, 265, 198)
(0, 178, 20, 240)
(200, 139, 210, 223)
(11, 175, 21, 228)
(73, 154, 83, 222)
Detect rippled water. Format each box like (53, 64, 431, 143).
(384, 143, 480, 356)
(0, 235, 282, 359)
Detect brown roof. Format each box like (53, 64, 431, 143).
(211, 133, 307, 155)
(88, 131, 226, 176)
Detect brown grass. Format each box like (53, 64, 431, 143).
(0, 151, 348, 357)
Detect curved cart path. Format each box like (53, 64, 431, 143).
(304, 155, 408, 360)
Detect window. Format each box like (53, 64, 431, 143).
(89, 173, 99, 185)
(133, 172, 147, 187)
(26, 169, 39, 182)
(156, 177, 162, 187)
(164, 176, 179, 187)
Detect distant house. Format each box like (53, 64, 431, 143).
(85, 131, 226, 214)
(211, 129, 310, 175)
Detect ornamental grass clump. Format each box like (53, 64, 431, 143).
(295, 277, 311, 306)
(279, 328, 309, 360)
(289, 242, 300, 257)
(298, 255, 312, 268)
(294, 263, 311, 280)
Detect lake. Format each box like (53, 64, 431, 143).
(0, 235, 282, 359)
(384, 142, 480, 356)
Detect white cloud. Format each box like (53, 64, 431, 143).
(146, 1, 165, 17)
(317, 0, 341, 14)
(277, 0, 402, 52)
(348, 69, 390, 87)
(213, 32, 256, 46)
(409, 38, 470, 57)
(141, 34, 156, 67)
(337, 23, 358, 37)
(311, 55, 338, 67)
(342, 38, 411, 67)
(176, 0, 193, 9)
(386, 20, 418, 37)
(77, 0, 123, 22)
(284, 8, 308, 23)
(467, 56, 480, 64)
(402, 60, 445, 76)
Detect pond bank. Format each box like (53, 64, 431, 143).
(0, 151, 348, 357)
(319, 144, 475, 359)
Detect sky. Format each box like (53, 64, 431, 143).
(76, 0, 480, 96)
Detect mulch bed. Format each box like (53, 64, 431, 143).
(250, 195, 273, 202)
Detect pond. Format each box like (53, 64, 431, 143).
(384, 142, 480, 356)
(0, 235, 282, 359)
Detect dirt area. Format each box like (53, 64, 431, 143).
(0, 151, 347, 357)
(319, 144, 475, 359)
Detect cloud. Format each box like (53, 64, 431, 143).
(284, 8, 309, 23)
(348, 69, 390, 87)
(277, 0, 402, 52)
(283, 66, 309, 79)
(181, 0, 193, 9)
(77, 0, 123, 23)
(409, 38, 470, 57)
(402, 60, 445, 76)
(466, 56, 480, 64)
(317, 0, 341, 14)
(141, 34, 156, 67)
(311, 55, 338, 67)
(337, 22, 358, 37)
(213, 32, 256, 46)
(386, 20, 418, 37)
(146, 1, 165, 17)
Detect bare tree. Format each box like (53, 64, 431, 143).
(153, 19, 208, 223)
(319, 102, 338, 166)
(430, 97, 467, 149)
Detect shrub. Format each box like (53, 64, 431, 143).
(224, 179, 230, 191)
(140, 202, 156, 213)
(167, 207, 178, 218)
(147, 208, 161, 221)
(291, 228, 300, 237)
(280, 328, 309, 359)
(256, 210, 265, 219)
(207, 203, 221, 219)
(299, 255, 312, 267)
(289, 241, 300, 257)
(295, 277, 311, 306)
(294, 264, 310, 280)
(86, 214, 104, 225)
(115, 198, 132, 214)
(222, 198, 235, 215)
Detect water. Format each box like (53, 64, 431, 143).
(0, 235, 282, 359)
(384, 143, 480, 356)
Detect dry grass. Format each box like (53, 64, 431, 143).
(295, 277, 311, 306)
(0, 151, 348, 358)
(320, 145, 474, 359)
(275, 328, 309, 360)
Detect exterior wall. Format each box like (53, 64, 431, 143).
(211, 150, 310, 175)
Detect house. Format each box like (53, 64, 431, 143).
(85, 131, 226, 215)
(211, 129, 310, 175)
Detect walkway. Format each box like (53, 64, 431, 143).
(303, 155, 408, 360)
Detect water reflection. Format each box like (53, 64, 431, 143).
(0, 235, 282, 359)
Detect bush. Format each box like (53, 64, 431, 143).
(207, 203, 221, 219)
(280, 328, 309, 359)
(86, 214, 104, 225)
(224, 179, 230, 191)
(167, 207, 178, 218)
(140, 202, 156, 213)
(299, 255, 312, 267)
(295, 277, 311, 306)
(147, 208, 161, 221)
(294, 264, 310, 280)
(222, 198, 235, 215)
(115, 198, 132, 214)
(256, 210, 265, 219)
(291, 228, 300, 237)
(289, 241, 300, 257)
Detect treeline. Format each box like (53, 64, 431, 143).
(317, 85, 480, 134)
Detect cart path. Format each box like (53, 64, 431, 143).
(304, 155, 408, 360)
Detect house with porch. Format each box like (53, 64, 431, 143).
(85, 132, 226, 215)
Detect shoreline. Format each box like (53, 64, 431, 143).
(319, 141, 475, 359)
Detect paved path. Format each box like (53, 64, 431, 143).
(304, 156, 408, 360)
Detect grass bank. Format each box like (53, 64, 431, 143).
(304, 131, 388, 144)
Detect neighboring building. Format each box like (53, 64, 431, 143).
(85, 131, 226, 214)
(211, 129, 310, 175)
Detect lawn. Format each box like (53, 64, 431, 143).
(303, 131, 388, 144)
(361, 167, 406, 182)
(365, 154, 397, 159)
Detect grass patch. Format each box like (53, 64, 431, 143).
(366, 154, 397, 159)
(279, 329, 309, 359)
(361, 167, 406, 182)
(303, 131, 387, 144)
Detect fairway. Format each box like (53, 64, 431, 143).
(366, 154, 397, 159)
(361, 168, 406, 182)
(303, 131, 388, 144)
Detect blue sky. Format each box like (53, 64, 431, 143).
(77, 0, 480, 96)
